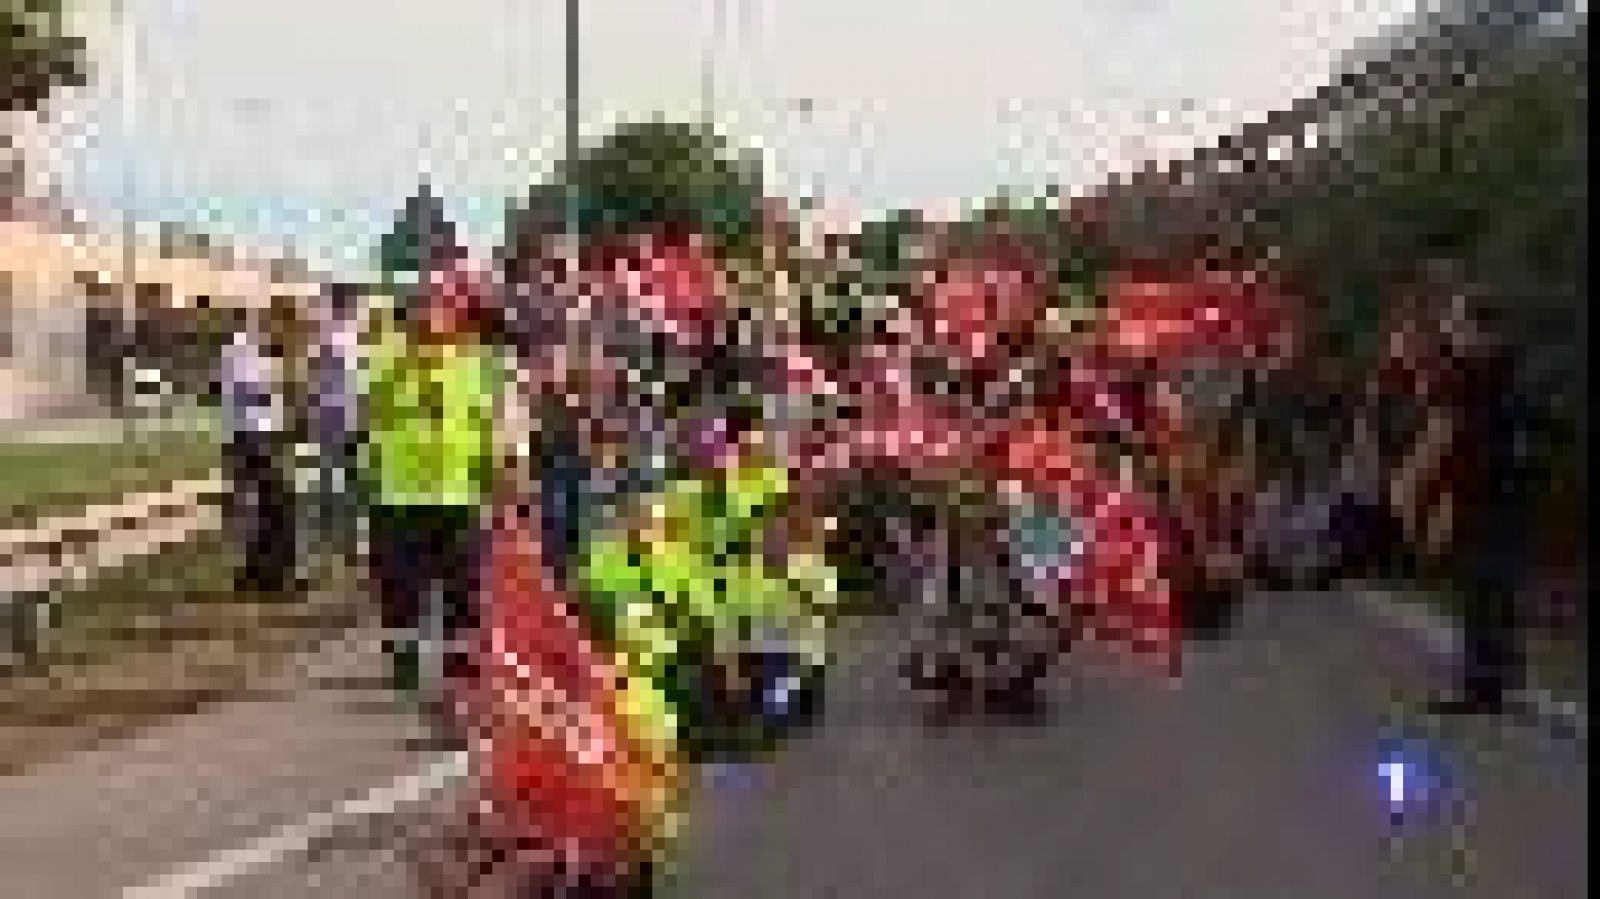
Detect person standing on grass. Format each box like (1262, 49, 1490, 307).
(311, 282, 364, 554)
(220, 305, 294, 596)
(362, 255, 506, 727)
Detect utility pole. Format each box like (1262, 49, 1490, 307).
(565, 0, 581, 239)
(119, 5, 140, 422)
(703, 0, 722, 126)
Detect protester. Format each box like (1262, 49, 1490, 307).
(362, 255, 506, 736)
(311, 282, 363, 553)
(1393, 298, 1545, 715)
(220, 305, 294, 595)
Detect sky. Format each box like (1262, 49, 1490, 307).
(40, 0, 1423, 277)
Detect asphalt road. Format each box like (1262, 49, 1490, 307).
(0, 590, 1586, 899)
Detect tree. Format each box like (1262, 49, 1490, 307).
(4, 0, 85, 205)
(3, 0, 86, 114)
(854, 207, 924, 299)
(500, 179, 566, 285)
(1267, 41, 1589, 528)
(512, 117, 767, 264)
(375, 181, 458, 298)
(1265, 39, 1587, 378)
(952, 192, 1114, 322)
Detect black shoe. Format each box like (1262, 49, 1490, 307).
(1426, 694, 1509, 717)
(925, 701, 965, 728)
(1182, 587, 1241, 643)
(924, 681, 975, 726)
(985, 688, 1047, 723)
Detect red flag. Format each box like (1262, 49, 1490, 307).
(589, 230, 724, 347)
(1106, 266, 1291, 368)
(471, 504, 675, 875)
(922, 250, 1046, 365)
(1068, 484, 1182, 675)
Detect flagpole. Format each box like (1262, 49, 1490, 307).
(119, 4, 140, 431)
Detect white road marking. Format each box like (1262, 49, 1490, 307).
(1354, 589, 1461, 658)
(121, 751, 468, 898)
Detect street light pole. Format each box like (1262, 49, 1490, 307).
(119, 5, 140, 423)
(565, 0, 580, 239)
(703, 0, 723, 126)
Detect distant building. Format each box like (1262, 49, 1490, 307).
(1, 213, 322, 422)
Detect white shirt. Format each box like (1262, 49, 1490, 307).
(313, 317, 361, 437)
(221, 331, 284, 435)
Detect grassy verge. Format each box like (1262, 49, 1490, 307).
(0, 428, 223, 526)
(0, 535, 362, 775)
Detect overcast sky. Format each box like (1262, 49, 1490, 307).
(46, 0, 1422, 275)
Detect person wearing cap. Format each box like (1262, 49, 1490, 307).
(362, 258, 507, 730)
(580, 405, 836, 757)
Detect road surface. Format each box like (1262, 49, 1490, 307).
(0, 590, 1586, 898)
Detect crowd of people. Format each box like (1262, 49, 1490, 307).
(210, 222, 1564, 896)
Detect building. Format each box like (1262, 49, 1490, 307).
(1, 212, 322, 421)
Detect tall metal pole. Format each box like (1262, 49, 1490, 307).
(565, 0, 581, 239)
(120, 6, 139, 421)
(703, 0, 721, 126)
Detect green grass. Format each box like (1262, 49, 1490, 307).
(39, 533, 355, 667)
(44, 534, 239, 662)
(0, 428, 223, 526)
(1, 534, 360, 773)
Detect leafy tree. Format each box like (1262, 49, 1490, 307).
(1269, 45, 1587, 380)
(4, 0, 85, 202)
(2, 0, 86, 114)
(528, 117, 767, 263)
(1269, 44, 1589, 526)
(375, 181, 458, 300)
(952, 192, 1113, 320)
(854, 207, 924, 298)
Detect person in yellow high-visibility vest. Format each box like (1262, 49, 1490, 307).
(580, 409, 837, 759)
(362, 266, 507, 745)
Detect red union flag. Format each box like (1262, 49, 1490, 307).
(985, 428, 1184, 676)
(923, 249, 1046, 365)
(587, 230, 724, 347)
(471, 505, 676, 873)
(1106, 266, 1292, 367)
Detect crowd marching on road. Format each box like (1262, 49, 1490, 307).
(197, 212, 1574, 897)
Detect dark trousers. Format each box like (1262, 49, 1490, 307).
(228, 433, 293, 593)
(520, 862, 656, 898)
(369, 505, 483, 685)
(315, 433, 362, 550)
(1457, 523, 1528, 704)
(538, 433, 589, 589)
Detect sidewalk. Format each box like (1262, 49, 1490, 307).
(0, 625, 422, 899)
(0, 411, 219, 445)
(1, 574, 365, 776)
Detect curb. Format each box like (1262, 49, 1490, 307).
(0, 415, 219, 445)
(1354, 588, 1588, 743)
